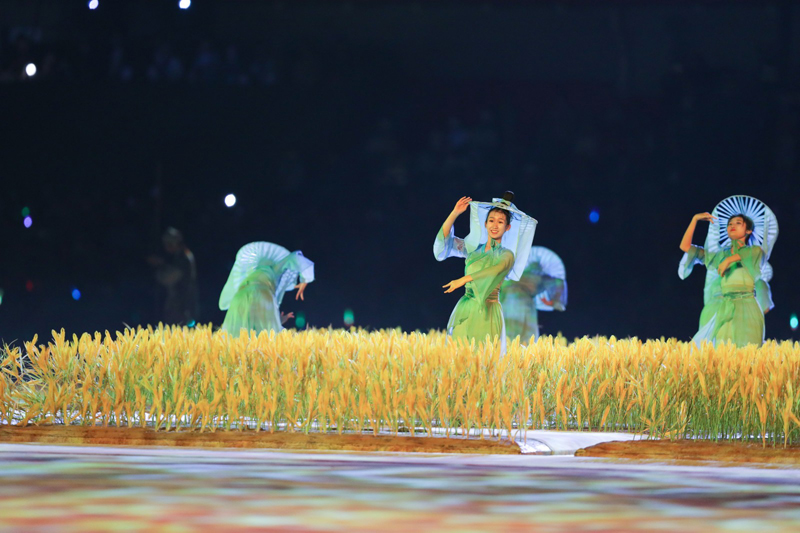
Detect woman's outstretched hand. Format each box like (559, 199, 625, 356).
(443, 276, 469, 293)
(281, 311, 295, 325)
(681, 212, 716, 253)
(681, 212, 716, 252)
(693, 212, 716, 223)
(295, 282, 308, 300)
(452, 196, 472, 216)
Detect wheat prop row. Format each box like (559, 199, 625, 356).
(2, 325, 799, 446)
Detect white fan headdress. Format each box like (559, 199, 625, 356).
(705, 195, 778, 259)
(219, 242, 314, 310)
(526, 246, 568, 311)
(464, 191, 537, 281)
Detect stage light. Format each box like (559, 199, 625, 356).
(21, 206, 30, 217)
(88, 0, 98, 9)
(25, 63, 37, 77)
(589, 209, 600, 224)
(224, 194, 236, 207)
(0, 288, 4, 305)
(71, 288, 81, 301)
(187, 320, 197, 328)
(344, 308, 355, 326)
(23, 216, 32, 228)
(179, 0, 191, 9)
(791, 313, 799, 331)
(295, 311, 306, 329)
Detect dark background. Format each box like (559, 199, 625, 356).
(1, 0, 798, 344)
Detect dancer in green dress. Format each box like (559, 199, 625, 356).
(679, 249, 774, 332)
(679, 195, 778, 347)
(435, 192, 537, 352)
(500, 246, 567, 343)
(219, 242, 314, 335)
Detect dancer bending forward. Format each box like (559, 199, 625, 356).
(219, 242, 314, 335)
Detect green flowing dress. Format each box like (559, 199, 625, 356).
(681, 247, 773, 332)
(219, 243, 314, 335)
(500, 267, 566, 343)
(435, 225, 515, 349)
(687, 242, 765, 347)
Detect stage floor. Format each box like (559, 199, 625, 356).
(1, 444, 799, 532)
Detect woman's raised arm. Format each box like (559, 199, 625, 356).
(680, 212, 715, 252)
(442, 196, 472, 239)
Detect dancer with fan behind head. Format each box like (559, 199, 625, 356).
(219, 242, 314, 335)
(679, 241, 775, 335)
(679, 196, 778, 347)
(434, 191, 537, 353)
(500, 246, 567, 344)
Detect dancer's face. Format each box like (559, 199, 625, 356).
(726, 216, 752, 243)
(485, 212, 510, 241)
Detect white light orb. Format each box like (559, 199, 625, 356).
(25, 63, 37, 77)
(224, 194, 237, 207)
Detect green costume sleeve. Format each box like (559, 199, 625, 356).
(469, 249, 515, 302)
(737, 246, 765, 280)
(755, 279, 774, 313)
(703, 248, 724, 270)
(278, 251, 315, 284)
(273, 251, 315, 305)
(679, 245, 705, 280)
(434, 224, 468, 260)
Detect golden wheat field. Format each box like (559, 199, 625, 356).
(1, 325, 799, 445)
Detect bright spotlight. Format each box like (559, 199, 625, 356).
(224, 194, 237, 207)
(344, 308, 355, 327)
(25, 63, 37, 77)
(588, 209, 600, 224)
(72, 288, 82, 301)
(179, 0, 191, 9)
(23, 216, 33, 228)
(791, 313, 799, 331)
(88, 0, 99, 9)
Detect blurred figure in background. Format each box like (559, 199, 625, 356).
(148, 227, 199, 326)
(500, 246, 568, 344)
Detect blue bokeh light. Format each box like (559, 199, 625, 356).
(71, 288, 81, 301)
(589, 210, 600, 224)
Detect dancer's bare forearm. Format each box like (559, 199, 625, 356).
(680, 212, 715, 252)
(442, 196, 472, 238)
